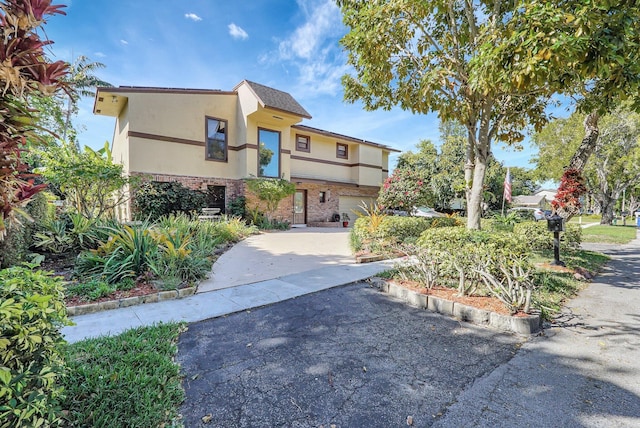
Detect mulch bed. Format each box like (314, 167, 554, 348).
(64, 282, 159, 307)
(388, 279, 514, 316)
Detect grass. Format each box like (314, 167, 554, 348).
(581, 225, 637, 244)
(532, 249, 610, 318)
(61, 322, 186, 428)
(567, 214, 601, 223)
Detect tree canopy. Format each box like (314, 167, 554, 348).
(337, 0, 640, 227)
(533, 106, 640, 224)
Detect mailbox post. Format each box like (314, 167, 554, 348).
(547, 214, 565, 266)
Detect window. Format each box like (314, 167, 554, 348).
(336, 142, 348, 159)
(319, 192, 326, 203)
(258, 128, 280, 177)
(296, 134, 310, 152)
(206, 117, 227, 161)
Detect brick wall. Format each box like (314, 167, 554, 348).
(128, 172, 379, 225)
(244, 182, 379, 224)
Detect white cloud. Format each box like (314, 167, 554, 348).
(120, 39, 128, 45)
(272, 0, 345, 96)
(228, 23, 248, 40)
(278, 0, 341, 60)
(185, 13, 202, 22)
(94, 51, 106, 58)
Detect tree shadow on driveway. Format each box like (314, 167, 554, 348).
(177, 283, 522, 427)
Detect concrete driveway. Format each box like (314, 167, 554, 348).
(197, 228, 353, 293)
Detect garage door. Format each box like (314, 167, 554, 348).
(338, 196, 376, 227)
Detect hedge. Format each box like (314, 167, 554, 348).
(351, 215, 461, 252)
(513, 221, 582, 250)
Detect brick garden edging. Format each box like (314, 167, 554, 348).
(369, 278, 541, 335)
(66, 287, 196, 317)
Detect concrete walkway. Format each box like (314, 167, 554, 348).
(61, 228, 394, 343)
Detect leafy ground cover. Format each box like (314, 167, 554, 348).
(61, 323, 185, 428)
(581, 225, 637, 244)
(33, 214, 257, 306)
(531, 249, 610, 318)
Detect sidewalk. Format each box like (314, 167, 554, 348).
(434, 235, 640, 427)
(61, 259, 397, 344)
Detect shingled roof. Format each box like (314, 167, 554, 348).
(236, 80, 312, 119)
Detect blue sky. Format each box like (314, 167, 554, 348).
(44, 0, 538, 169)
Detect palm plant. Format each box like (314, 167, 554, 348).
(62, 55, 113, 145)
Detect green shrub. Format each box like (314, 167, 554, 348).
(75, 222, 156, 284)
(33, 219, 74, 254)
(513, 221, 582, 250)
(133, 181, 206, 221)
(0, 193, 52, 268)
(413, 227, 531, 300)
(352, 215, 461, 253)
(0, 266, 71, 427)
(65, 279, 117, 302)
(228, 196, 247, 218)
(0, 223, 28, 269)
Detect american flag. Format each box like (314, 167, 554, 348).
(503, 168, 512, 203)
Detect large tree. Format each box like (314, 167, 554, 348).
(338, 1, 640, 227)
(337, 0, 549, 229)
(533, 107, 640, 224)
(586, 110, 640, 224)
(488, 1, 640, 217)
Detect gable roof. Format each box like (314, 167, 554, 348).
(513, 194, 547, 206)
(235, 80, 312, 119)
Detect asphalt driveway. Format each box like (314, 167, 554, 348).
(178, 282, 522, 427)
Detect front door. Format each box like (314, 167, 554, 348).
(293, 190, 306, 225)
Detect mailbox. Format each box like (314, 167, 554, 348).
(547, 215, 565, 232)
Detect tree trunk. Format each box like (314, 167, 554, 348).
(599, 196, 616, 225)
(464, 131, 475, 219)
(554, 112, 600, 221)
(568, 112, 600, 171)
(467, 153, 487, 230)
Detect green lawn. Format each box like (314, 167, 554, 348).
(567, 214, 602, 223)
(582, 225, 638, 244)
(61, 323, 185, 428)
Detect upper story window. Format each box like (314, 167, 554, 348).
(258, 128, 280, 177)
(336, 142, 348, 159)
(206, 117, 228, 162)
(296, 134, 310, 152)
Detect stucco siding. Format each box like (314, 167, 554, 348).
(112, 102, 130, 171)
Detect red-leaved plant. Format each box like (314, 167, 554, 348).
(0, 0, 69, 238)
(552, 168, 587, 219)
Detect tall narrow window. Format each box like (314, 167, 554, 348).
(336, 142, 348, 159)
(258, 128, 280, 177)
(206, 117, 227, 161)
(296, 134, 310, 152)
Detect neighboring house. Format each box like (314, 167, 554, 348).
(93, 80, 399, 225)
(534, 189, 557, 202)
(512, 194, 548, 208)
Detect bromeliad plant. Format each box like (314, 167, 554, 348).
(0, 0, 70, 239)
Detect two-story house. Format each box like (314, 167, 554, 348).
(93, 80, 398, 226)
